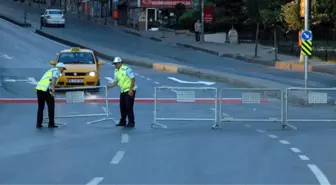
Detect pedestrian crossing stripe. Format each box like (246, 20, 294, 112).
(301, 40, 312, 56)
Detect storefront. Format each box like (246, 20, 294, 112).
(127, 0, 192, 30)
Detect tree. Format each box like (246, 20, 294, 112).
(260, 0, 282, 60)
(281, 0, 327, 62)
(281, 0, 327, 31)
(242, 0, 269, 57)
(320, 0, 336, 39)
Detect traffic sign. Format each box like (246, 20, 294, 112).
(301, 40, 312, 56)
(301, 30, 312, 41)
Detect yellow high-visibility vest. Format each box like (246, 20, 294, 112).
(115, 65, 137, 93)
(36, 68, 60, 92)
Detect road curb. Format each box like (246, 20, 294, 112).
(34, 29, 312, 106)
(275, 61, 312, 71)
(0, 13, 31, 27)
(175, 43, 276, 66)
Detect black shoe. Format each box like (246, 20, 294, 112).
(125, 123, 135, 128)
(116, 123, 126, 127)
(48, 125, 58, 128)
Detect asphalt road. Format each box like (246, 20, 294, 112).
(2, 1, 336, 88)
(1, 16, 336, 185)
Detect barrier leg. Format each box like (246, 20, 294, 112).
(151, 121, 168, 129)
(86, 116, 115, 124)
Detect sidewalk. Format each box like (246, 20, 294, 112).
(125, 29, 336, 74)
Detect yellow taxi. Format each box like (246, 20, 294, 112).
(50, 47, 104, 89)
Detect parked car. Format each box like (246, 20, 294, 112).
(40, 9, 65, 27)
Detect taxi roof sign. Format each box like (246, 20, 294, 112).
(70, 47, 81, 52)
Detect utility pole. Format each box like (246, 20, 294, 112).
(303, 0, 309, 88)
(300, 0, 311, 88)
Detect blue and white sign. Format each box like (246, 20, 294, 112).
(301, 30, 312, 41)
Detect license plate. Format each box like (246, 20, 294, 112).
(68, 79, 83, 83)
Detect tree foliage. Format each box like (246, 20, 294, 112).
(280, 0, 327, 31)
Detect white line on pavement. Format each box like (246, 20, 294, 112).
(154, 81, 160, 84)
(121, 134, 129, 143)
(86, 177, 104, 185)
(256, 129, 266, 133)
(307, 164, 331, 185)
(299, 155, 310, 160)
(104, 77, 114, 82)
(110, 151, 125, 164)
(279, 140, 290, 144)
(139, 75, 145, 78)
(290, 147, 301, 153)
(101, 106, 107, 113)
(268, 134, 278, 138)
(146, 77, 151, 80)
(244, 124, 251, 128)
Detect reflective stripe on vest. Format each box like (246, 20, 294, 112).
(36, 68, 59, 91)
(115, 65, 137, 93)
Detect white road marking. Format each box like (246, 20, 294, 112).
(268, 134, 278, 138)
(121, 134, 129, 143)
(110, 151, 125, 164)
(279, 140, 290, 144)
(168, 77, 215, 85)
(299, 155, 310, 160)
(86, 177, 104, 185)
(27, 77, 38, 85)
(0, 54, 13, 59)
(307, 164, 331, 185)
(134, 73, 138, 75)
(256, 129, 266, 133)
(139, 75, 145, 78)
(285, 123, 298, 130)
(146, 77, 151, 80)
(290, 147, 301, 153)
(154, 81, 160, 84)
(104, 77, 114, 82)
(101, 106, 107, 113)
(245, 124, 251, 128)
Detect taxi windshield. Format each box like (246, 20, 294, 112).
(58, 52, 95, 64)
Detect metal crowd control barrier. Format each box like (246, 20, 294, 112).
(285, 87, 336, 127)
(219, 88, 284, 127)
(152, 86, 219, 129)
(43, 86, 114, 125)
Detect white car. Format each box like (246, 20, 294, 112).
(41, 9, 65, 27)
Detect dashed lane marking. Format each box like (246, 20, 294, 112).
(154, 81, 160, 84)
(279, 140, 290, 144)
(146, 77, 151, 80)
(299, 155, 310, 160)
(121, 134, 129, 143)
(307, 164, 331, 185)
(290, 147, 301, 153)
(244, 124, 251, 128)
(110, 151, 125, 164)
(268, 134, 278, 139)
(256, 129, 266, 133)
(86, 177, 104, 185)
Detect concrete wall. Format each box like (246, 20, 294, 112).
(204, 32, 226, 44)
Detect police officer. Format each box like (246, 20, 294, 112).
(107, 57, 137, 128)
(36, 63, 66, 128)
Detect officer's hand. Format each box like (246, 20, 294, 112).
(128, 90, 134, 97)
